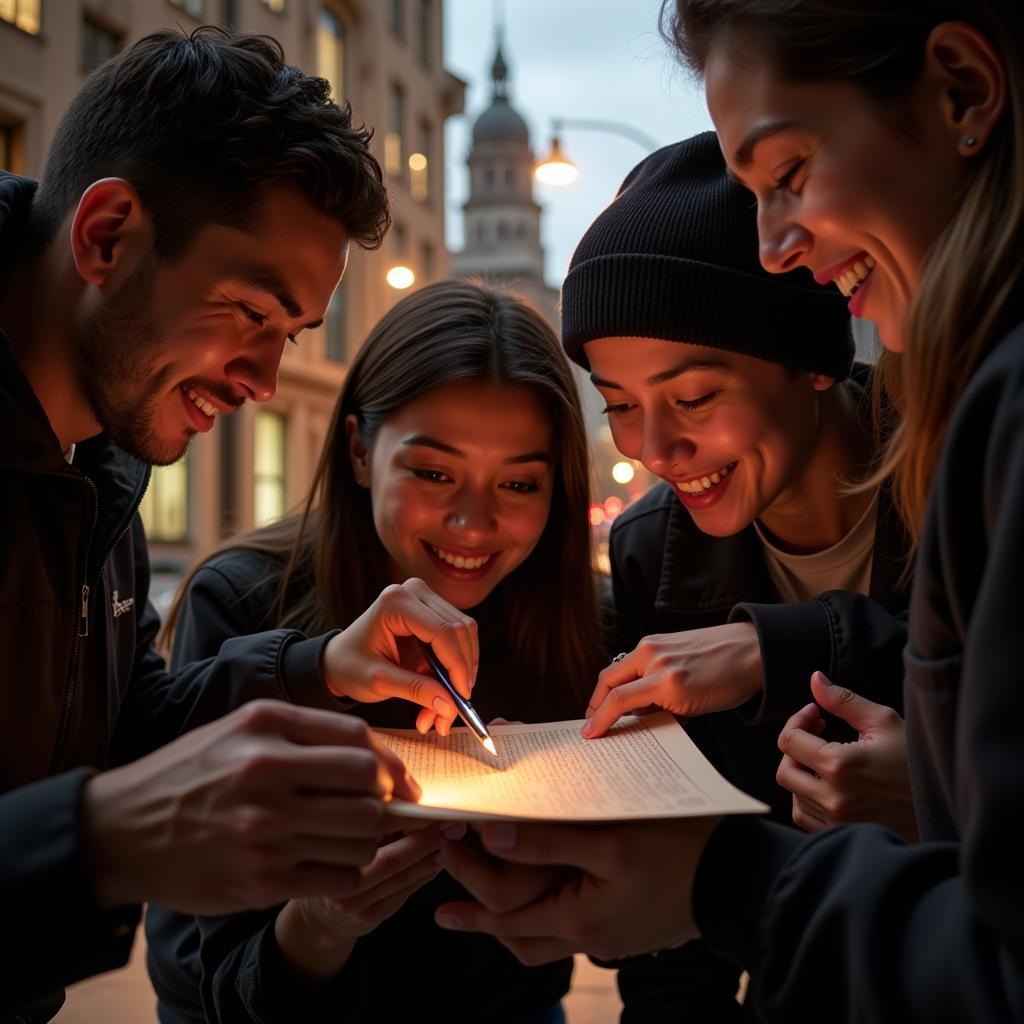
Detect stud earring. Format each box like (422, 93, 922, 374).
(962, 134, 978, 149)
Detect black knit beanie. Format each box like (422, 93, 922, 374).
(561, 131, 853, 378)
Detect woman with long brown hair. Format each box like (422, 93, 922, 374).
(146, 278, 601, 1024)
(432, 3, 1024, 1020)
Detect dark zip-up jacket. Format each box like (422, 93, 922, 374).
(0, 173, 344, 1022)
(607, 367, 912, 1022)
(692, 320, 1024, 1021)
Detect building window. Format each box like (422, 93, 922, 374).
(140, 459, 189, 543)
(417, 0, 431, 66)
(384, 82, 405, 179)
(0, 0, 40, 34)
(389, 0, 404, 38)
(476, 221, 486, 244)
(409, 119, 431, 203)
(483, 167, 494, 189)
(316, 9, 346, 102)
(1, 120, 22, 173)
(498, 221, 510, 242)
(168, 0, 203, 17)
(506, 167, 516, 187)
(254, 410, 287, 527)
(420, 241, 434, 282)
(260, 0, 286, 11)
(82, 15, 122, 74)
(325, 280, 346, 363)
(517, 221, 527, 239)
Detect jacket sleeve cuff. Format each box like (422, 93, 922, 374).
(3, 769, 141, 1005)
(239, 918, 367, 1023)
(728, 600, 833, 723)
(692, 816, 805, 969)
(278, 632, 355, 712)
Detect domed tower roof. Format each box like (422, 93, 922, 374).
(470, 35, 530, 146)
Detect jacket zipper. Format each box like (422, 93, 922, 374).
(50, 469, 149, 771)
(49, 482, 98, 773)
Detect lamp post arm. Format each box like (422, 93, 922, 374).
(551, 117, 660, 153)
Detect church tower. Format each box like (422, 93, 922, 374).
(451, 32, 554, 317)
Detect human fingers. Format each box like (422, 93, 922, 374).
(359, 663, 460, 731)
(791, 793, 832, 833)
(391, 579, 479, 697)
(476, 822, 625, 875)
(440, 840, 562, 913)
(368, 732, 421, 803)
(777, 706, 831, 769)
(416, 706, 440, 734)
(228, 700, 381, 752)
(809, 671, 903, 737)
(587, 648, 645, 715)
(434, 902, 577, 965)
(582, 677, 666, 738)
(775, 751, 831, 808)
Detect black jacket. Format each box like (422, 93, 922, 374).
(0, 173, 344, 1022)
(693, 320, 1024, 1021)
(146, 548, 577, 1023)
(607, 369, 911, 1023)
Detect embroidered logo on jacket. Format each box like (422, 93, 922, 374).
(111, 590, 135, 618)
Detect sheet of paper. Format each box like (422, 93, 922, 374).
(377, 712, 767, 822)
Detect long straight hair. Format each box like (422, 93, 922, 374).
(164, 279, 600, 718)
(663, 0, 1024, 540)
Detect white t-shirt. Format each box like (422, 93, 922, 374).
(754, 491, 879, 604)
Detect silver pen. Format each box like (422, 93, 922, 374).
(418, 641, 497, 757)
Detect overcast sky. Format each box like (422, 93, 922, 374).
(442, 0, 713, 286)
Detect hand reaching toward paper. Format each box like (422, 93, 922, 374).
(776, 671, 917, 841)
(582, 622, 764, 738)
(323, 577, 479, 736)
(435, 817, 722, 964)
(275, 821, 467, 981)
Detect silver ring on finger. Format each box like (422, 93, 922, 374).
(610, 651, 627, 664)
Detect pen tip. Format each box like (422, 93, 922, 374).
(483, 738, 497, 757)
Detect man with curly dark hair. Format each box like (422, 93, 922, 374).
(0, 27, 436, 1021)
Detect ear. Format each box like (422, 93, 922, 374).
(70, 178, 151, 289)
(344, 413, 371, 487)
(810, 373, 835, 393)
(924, 21, 1006, 157)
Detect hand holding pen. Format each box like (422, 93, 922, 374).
(321, 578, 479, 736)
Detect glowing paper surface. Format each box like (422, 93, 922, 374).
(378, 713, 767, 822)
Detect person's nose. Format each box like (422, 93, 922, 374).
(758, 201, 812, 275)
(444, 487, 498, 545)
(225, 333, 285, 404)
(640, 406, 697, 478)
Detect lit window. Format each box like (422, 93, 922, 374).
(1, 121, 22, 173)
(261, 0, 286, 11)
(409, 120, 431, 202)
(139, 459, 189, 543)
(384, 83, 405, 178)
(316, 9, 346, 102)
(0, 0, 40, 35)
(82, 16, 122, 74)
(420, 241, 434, 282)
(254, 411, 288, 527)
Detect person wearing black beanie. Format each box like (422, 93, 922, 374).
(559, 133, 914, 1020)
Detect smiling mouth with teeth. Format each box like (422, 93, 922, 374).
(429, 544, 494, 571)
(834, 256, 876, 298)
(675, 461, 736, 495)
(186, 387, 218, 417)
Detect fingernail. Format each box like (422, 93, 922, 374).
(486, 823, 518, 850)
(814, 671, 833, 686)
(433, 697, 454, 715)
(580, 719, 594, 738)
(441, 821, 466, 841)
(436, 912, 465, 930)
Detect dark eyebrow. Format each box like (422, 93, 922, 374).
(402, 434, 552, 465)
(733, 119, 799, 169)
(590, 357, 729, 391)
(236, 271, 324, 331)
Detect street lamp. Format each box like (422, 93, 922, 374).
(386, 265, 415, 289)
(534, 118, 660, 184)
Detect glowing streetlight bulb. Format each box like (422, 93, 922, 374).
(534, 135, 578, 186)
(611, 461, 635, 484)
(386, 265, 415, 290)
